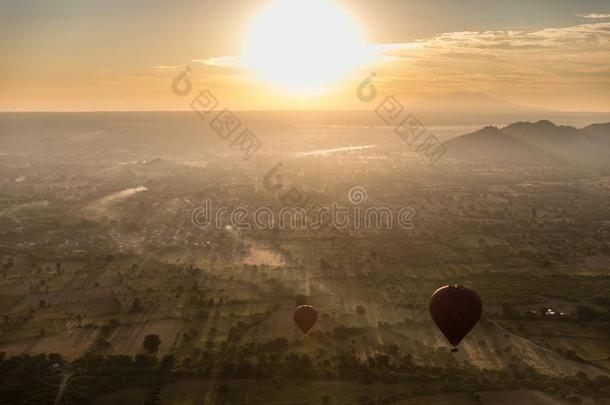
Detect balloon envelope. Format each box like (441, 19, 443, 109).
(293, 305, 318, 334)
(429, 285, 482, 350)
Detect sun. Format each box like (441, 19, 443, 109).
(242, 0, 369, 93)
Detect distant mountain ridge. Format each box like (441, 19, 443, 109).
(444, 120, 610, 165)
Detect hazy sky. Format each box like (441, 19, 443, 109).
(1, 0, 609, 111)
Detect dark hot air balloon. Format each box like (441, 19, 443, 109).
(429, 285, 482, 352)
(293, 305, 318, 334)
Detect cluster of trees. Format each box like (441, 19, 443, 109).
(0, 352, 64, 404)
(1, 338, 609, 404)
(226, 310, 274, 343)
(89, 319, 121, 354)
(575, 305, 610, 322)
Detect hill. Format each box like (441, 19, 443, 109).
(444, 120, 610, 165)
(443, 125, 558, 164)
(582, 122, 610, 148)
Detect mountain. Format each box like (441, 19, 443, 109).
(581, 123, 610, 148)
(503, 120, 580, 139)
(444, 120, 610, 165)
(444, 125, 558, 164)
(502, 120, 607, 164)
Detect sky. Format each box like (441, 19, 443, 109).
(0, 0, 609, 111)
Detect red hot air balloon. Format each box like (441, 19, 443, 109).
(293, 305, 318, 334)
(429, 285, 482, 352)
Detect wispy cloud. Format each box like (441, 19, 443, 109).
(184, 20, 610, 110)
(577, 13, 610, 20)
(152, 65, 182, 72)
(192, 56, 241, 68)
(401, 22, 610, 52)
(368, 21, 610, 109)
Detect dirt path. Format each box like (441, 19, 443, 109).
(492, 321, 609, 376)
(491, 321, 556, 354)
(53, 372, 72, 405)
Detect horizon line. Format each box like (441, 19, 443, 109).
(1, 109, 610, 114)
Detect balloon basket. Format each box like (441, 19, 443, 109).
(451, 347, 458, 353)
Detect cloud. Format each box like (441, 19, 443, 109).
(368, 21, 610, 109)
(418, 22, 610, 51)
(152, 65, 182, 72)
(577, 13, 610, 20)
(184, 20, 610, 110)
(192, 56, 241, 68)
(378, 21, 610, 62)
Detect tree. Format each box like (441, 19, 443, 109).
(39, 299, 46, 309)
(576, 305, 598, 321)
(386, 344, 399, 356)
(132, 297, 144, 312)
(145, 386, 161, 405)
(160, 354, 175, 369)
(596, 375, 610, 385)
(502, 303, 516, 317)
(49, 353, 64, 365)
(135, 353, 156, 367)
(566, 396, 582, 404)
(143, 334, 161, 353)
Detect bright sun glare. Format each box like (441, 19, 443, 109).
(242, 0, 369, 93)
